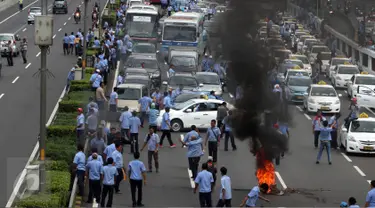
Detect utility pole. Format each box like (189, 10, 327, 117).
(82, 0, 89, 79)
(35, 0, 53, 193)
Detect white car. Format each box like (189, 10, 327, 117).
(117, 83, 148, 112)
(156, 99, 231, 132)
(308, 45, 330, 64)
(0, 33, 20, 57)
(27, 7, 41, 24)
(355, 85, 375, 109)
(297, 35, 314, 52)
(340, 113, 375, 154)
(347, 73, 375, 98)
(327, 57, 350, 78)
(303, 81, 341, 113)
(331, 64, 360, 88)
(289, 54, 312, 74)
(301, 38, 317, 54)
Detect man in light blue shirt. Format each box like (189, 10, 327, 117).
(129, 111, 141, 153)
(119, 106, 132, 139)
(103, 141, 116, 162)
(101, 157, 118, 207)
(69, 32, 75, 54)
(109, 87, 118, 112)
(208, 91, 217, 99)
(111, 143, 125, 194)
(138, 94, 152, 127)
(141, 127, 160, 172)
(151, 88, 162, 109)
(163, 92, 172, 108)
(88, 148, 103, 165)
(366, 180, 375, 208)
(316, 120, 333, 165)
(73, 145, 86, 196)
(194, 163, 214, 207)
(148, 103, 159, 132)
(128, 152, 146, 207)
(76, 108, 85, 146)
(93, 37, 100, 48)
(240, 184, 270, 207)
(181, 125, 202, 179)
(205, 120, 221, 163)
(86, 153, 103, 203)
(63, 33, 70, 55)
(160, 107, 176, 147)
(168, 64, 176, 78)
(222, 111, 237, 151)
(90, 69, 103, 91)
(217, 166, 232, 207)
(171, 85, 183, 99)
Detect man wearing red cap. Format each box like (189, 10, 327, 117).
(76, 108, 85, 146)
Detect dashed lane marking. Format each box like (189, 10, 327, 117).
(58, 28, 61, 32)
(0, 0, 39, 25)
(22, 28, 26, 32)
(68, 17, 71, 20)
(25, 63, 31, 69)
(64, 22, 67, 25)
(353, 166, 366, 177)
(0, 93, 4, 99)
(187, 168, 195, 188)
(275, 171, 287, 189)
(368, 180, 371, 184)
(296, 106, 303, 112)
(12, 76, 19, 84)
(344, 90, 347, 94)
(341, 153, 352, 162)
(304, 113, 311, 120)
(53, 34, 56, 39)
(48, 8, 51, 11)
(36, 52, 40, 57)
(229, 93, 234, 98)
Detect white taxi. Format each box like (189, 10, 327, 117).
(355, 84, 375, 109)
(330, 64, 360, 88)
(284, 66, 310, 82)
(327, 57, 350, 78)
(303, 81, 341, 113)
(289, 54, 312, 74)
(156, 99, 232, 132)
(340, 113, 375, 154)
(347, 72, 375, 98)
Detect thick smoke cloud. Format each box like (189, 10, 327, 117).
(215, 0, 290, 162)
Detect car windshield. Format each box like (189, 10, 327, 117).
(288, 78, 312, 86)
(133, 44, 156, 53)
(171, 56, 196, 67)
(129, 58, 158, 69)
(196, 74, 220, 85)
(338, 67, 359, 74)
(287, 60, 304, 68)
(169, 76, 198, 87)
(174, 93, 199, 103)
(312, 47, 330, 54)
(288, 71, 309, 77)
(172, 100, 196, 110)
(163, 26, 197, 42)
(332, 59, 349, 66)
(118, 88, 141, 100)
(125, 77, 149, 85)
(350, 120, 375, 133)
(311, 87, 337, 97)
(0, 35, 12, 41)
(355, 77, 375, 85)
(30, 8, 41, 12)
(304, 39, 317, 45)
(292, 56, 309, 64)
(320, 53, 331, 60)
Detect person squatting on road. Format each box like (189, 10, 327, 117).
(240, 183, 270, 207)
(141, 127, 160, 173)
(194, 163, 214, 207)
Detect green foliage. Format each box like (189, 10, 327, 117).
(58, 100, 84, 113)
(15, 193, 62, 208)
(47, 171, 70, 193)
(59, 90, 92, 112)
(69, 83, 91, 92)
(47, 136, 76, 145)
(53, 112, 76, 125)
(85, 67, 95, 74)
(47, 125, 75, 138)
(46, 160, 70, 171)
(46, 141, 76, 165)
(63, 91, 93, 103)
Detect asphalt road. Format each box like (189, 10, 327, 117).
(0, 0, 107, 205)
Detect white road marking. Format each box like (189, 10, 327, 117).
(296, 106, 303, 112)
(275, 171, 287, 189)
(12, 76, 19, 84)
(58, 28, 61, 32)
(36, 52, 41, 57)
(368, 180, 371, 184)
(78, 4, 81, 7)
(341, 153, 352, 162)
(365, 107, 375, 116)
(0, 0, 39, 25)
(180, 134, 186, 148)
(0, 93, 4, 99)
(229, 93, 234, 98)
(22, 28, 27, 32)
(64, 22, 67, 25)
(353, 166, 366, 177)
(53, 34, 56, 39)
(344, 90, 347, 94)
(92, 201, 98, 208)
(48, 8, 51, 11)
(68, 17, 71, 20)
(304, 113, 311, 120)
(338, 94, 342, 97)
(187, 168, 195, 188)
(25, 63, 31, 69)
(14, 25, 27, 34)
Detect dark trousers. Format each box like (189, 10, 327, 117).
(160, 130, 174, 146)
(130, 179, 143, 205)
(199, 192, 212, 207)
(109, 104, 117, 112)
(69, 43, 74, 54)
(63, 43, 69, 55)
(97, 100, 105, 110)
(76, 130, 85, 147)
(330, 131, 338, 148)
(21, 50, 27, 63)
(130, 133, 139, 153)
(140, 111, 147, 126)
(216, 199, 231, 207)
(217, 120, 223, 136)
(101, 184, 114, 207)
(7, 53, 13, 66)
(114, 168, 123, 192)
(148, 150, 159, 171)
(224, 131, 236, 150)
(188, 157, 200, 179)
(314, 131, 320, 148)
(76, 170, 85, 196)
(88, 179, 101, 203)
(121, 128, 130, 140)
(208, 141, 218, 162)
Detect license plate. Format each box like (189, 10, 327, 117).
(364, 146, 373, 150)
(320, 107, 329, 110)
(296, 96, 303, 99)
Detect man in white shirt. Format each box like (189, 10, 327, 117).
(216, 166, 232, 207)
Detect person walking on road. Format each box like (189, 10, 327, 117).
(217, 102, 228, 132)
(128, 152, 147, 207)
(66, 66, 76, 91)
(139, 93, 152, 127)
(87, 107, 99, 137)
(365, 180, 375, 207)
(129, 111, 141, 153)
(20, 37, 27, 64)
(73, 144, 86, 196)
(141, 127, 160, 173)
(63, 33, 70, 55)
(312, 111, 324, 148)
(69, 32, 75, 55)
(205, 120, 221, 163)
(76, 108, 85, 147)
(216, 166, 232, 207)
(6, 41, 14, 66)
(111, 143, 126, 194)
(101, 157, 118, 207)
(19, 0, 23, 11)
(316, 120, 333, 165)
(86, 153, 103, 204)
(109, 87, 119, 112)
(90, 131, 106, 155)
(194, 163, 214, 207)
(148, 103, 159, 133)
(88, 148, 104, 165)
(90, 69, 103, 92)
(96, 82, 107, 110)
(181, 125, 203, 180)
(119, 106, 132, 140)
(159, 107, 176, 148)
(239, 183, 270, 207)
(222, 110, 237, 151)
(329, 113, 339, 149)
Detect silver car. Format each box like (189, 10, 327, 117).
(28, 7, 42, 24)
(195, 72, 223, 96)
(0, 33, 20, 57)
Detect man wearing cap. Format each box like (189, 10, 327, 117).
(66, 65, 77, 91)
(90, 70, 103, 91)
(76, 108, 85, 146)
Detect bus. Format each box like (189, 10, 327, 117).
(125, 7, 159, 42)
(161, 12, 206, 56)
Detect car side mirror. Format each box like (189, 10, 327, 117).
(186, 109, 192, 113)
(342, 127, 347, 132)
(162, 81, 168, 85)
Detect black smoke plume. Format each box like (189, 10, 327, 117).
(214, 0, 290, 162)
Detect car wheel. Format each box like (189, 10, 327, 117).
(171, 119, 183, 132)
(53, 10, 56, 14)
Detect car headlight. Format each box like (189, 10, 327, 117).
(152, 71, 160, 77)
(335, 100, 340, 104)
(308, 98, 315, 103)
(336, 76, 342, 80)
(347, 135, 356, 142)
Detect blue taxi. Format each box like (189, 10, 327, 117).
(285, 75, 312, 103)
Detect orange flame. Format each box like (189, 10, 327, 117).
(256, 160, 276, 194)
